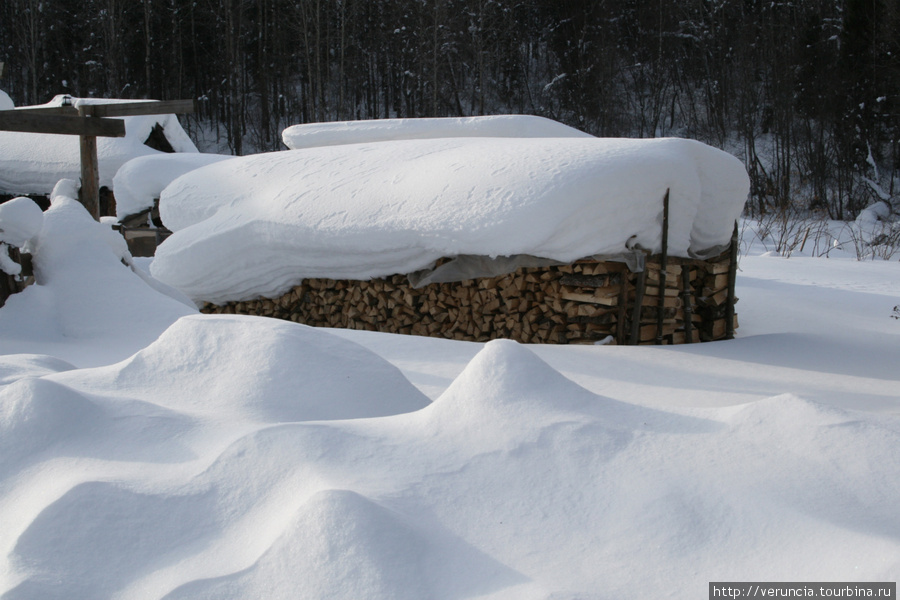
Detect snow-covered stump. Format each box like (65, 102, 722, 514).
(200, 250, 738, 345)
(0, 197, 43, 308)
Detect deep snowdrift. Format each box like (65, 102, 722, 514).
(2, 335, 898, 600)
(152, 135, 749, 303)
(0, 183, 194, 365)
(0, 96, 198, 195)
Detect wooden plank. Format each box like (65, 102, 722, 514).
(0, 111, 125, 137)
(88, 99, 196, 117)
(9, 99, 196, 118)
(5, 106, 79, 116)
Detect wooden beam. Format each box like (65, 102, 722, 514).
(5, 106, 79, 116)
(8, 99, 195, 118)
(88, 99, 196, 117)
(0, 111, 125, 137)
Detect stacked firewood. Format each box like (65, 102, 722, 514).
(202, 250, 738, 345)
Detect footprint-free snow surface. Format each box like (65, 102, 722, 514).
(2, 161, 900, 600)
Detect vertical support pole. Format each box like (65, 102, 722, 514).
(655, 189, 670, 345)
(616, 266, 628, 345)
(629, 267, 647, 345)
(78, 105, 101, 220)
(681, 265, 694, 343)
(725, 220, 739, 340)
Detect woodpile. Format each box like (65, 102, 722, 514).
(201, 250, 739, 345)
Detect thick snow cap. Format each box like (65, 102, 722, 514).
(153, 120, 749, 304)
(0, 197, 44, 248)
(282, 114, 592, 149)
(113, 153, 236, 221)
(0, 95, 198, 196)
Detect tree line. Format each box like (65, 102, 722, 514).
(1, 0, 898, 219)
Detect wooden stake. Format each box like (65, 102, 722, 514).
(656, 188, 670, 345)
(725, 220, 738, 340)
(616, 271, 628, 345)
(629, 267, 647, 345)
(681, 266, 694, 343)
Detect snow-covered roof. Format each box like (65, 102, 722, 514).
(0, 95, 198, 196)
(152, 124, 749, 304)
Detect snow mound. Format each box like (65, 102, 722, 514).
(10, 480, 220, 600)
(113, 153, 236, 221)
(55, 313, 430, 423)
(0, 197, 44, 248)
(0, 354, 75, 386)
(0, 95, 198, 196)
(0, 187, 195, 365)
(164, 489, 440, 600)
(0, 90, 13, 110)
(2, 328, 900, 598)
(153, 136, 749, 303)
(0, 378, 103, 474)
(282, 114, 592, 149)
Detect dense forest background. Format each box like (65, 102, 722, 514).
(1, 0, 899, 219)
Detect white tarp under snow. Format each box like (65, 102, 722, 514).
(152, 124, 749, 304)
(0, 95, 198, 196)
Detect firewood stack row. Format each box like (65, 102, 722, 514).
(201, 247, 738, 345)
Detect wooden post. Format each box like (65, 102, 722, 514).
(629, 267, 647, 345)
(681, 265, 694, 343)
(77, 105, 101, 220)
(616, 270, 629, 345)
(655, 189, 670, 345)
(725, 220, 739, 340)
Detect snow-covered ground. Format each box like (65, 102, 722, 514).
(1, 186, 898, 599)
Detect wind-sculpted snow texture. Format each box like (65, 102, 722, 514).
(112, 153, 236, 221)
(1, 336, 899, 600)
(152, 134, 749, 303)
